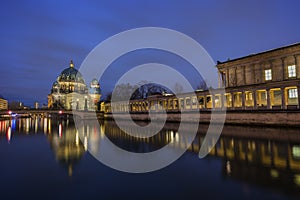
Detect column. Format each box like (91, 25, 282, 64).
(281, 57, 285, 80)
(252, 64, 256, 84)
(260, 64, 263, 83)
(253, 90, 257, 109)
(295, 55, 300, 79)
(226, 69, 229, 87)
(281, 87, 286, 109)
(267, 89, 271, 109)
(234, 68, 237, 86)
(242, 91, 245, 109)
(297, 85, 300, 109)
(218, 71, 221, 88)
(220, 94, 224, 109)
(243, 66, 246, 85)
(211, 95, 215, 109)
(231, 92, 235, 109)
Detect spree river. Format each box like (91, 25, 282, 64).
(0, 117, 300, 200)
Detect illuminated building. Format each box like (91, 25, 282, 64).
(34, 101, 39, 109)
(47, 60, 101, 110)
(0, 95, 8, 110)
(103, 42, 300, 112)
(216, 42, 300, 109)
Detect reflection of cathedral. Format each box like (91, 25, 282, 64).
(47, 60, 101, 110)
(47, 121, 86, 176)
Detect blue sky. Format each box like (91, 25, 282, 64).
(0, 0, 300, 106)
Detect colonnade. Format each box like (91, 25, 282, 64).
(103, 85, 300, 113)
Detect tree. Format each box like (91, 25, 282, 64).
(196, 80, 208, 90)
(173, 82, 183, 94)
(111, 83, 138, 101)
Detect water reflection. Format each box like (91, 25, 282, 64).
(47, 121, 86, 176)
(0, 117, 300, 195)
(6, 126, 11, 143)
(0, 117, 86, 176)
(81, 120, 300, 194)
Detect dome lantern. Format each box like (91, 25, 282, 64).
(70, 60, 74, 68)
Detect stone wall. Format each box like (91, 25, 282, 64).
(105, 110, 300, 127)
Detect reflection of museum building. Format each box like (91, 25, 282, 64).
(48, 60, 101, 111)
(106, 42, 300, 112)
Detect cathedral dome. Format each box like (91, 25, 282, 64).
(57, 60, 85, 84)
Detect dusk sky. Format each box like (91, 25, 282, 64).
(0, 0, 300, 106)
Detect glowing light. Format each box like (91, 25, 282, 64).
(6, 126, 11, 143)
(25, 118, 30, 133)
(59, 123, 62, 138)
(175, 132, 179, 142)
(294, 174, 300, 186)
(84, 136, 88, 151)
(270, 169, 279, 178)
(292, 145, 300, 159)
(59, 110, 63, 114)
(226, 161, 231, 175)
(8, 110, 12, 115)
(48, 119, 51, 133)
(43, 118, 47, 134)
(75, 131, 79, 146)
(11, 119, 16, 130)
(33, 118, 37, 133)
(100, 124, 105, 139)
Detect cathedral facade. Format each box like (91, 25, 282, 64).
(47, 60, 101, 111)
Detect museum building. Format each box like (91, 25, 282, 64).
(104, 42, 300, 113)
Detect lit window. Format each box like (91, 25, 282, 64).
(288, 88, 298, 98)
(265, 69, 272, 80)
(288, 65, 296, 77)
(292, 145, 300, 159)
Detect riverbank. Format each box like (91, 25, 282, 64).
(104, 110, 300, 127)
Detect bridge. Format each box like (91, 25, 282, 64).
(0, 109, 104, 120)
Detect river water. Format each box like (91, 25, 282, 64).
(0, 117, 300, 199)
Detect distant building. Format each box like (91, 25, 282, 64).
(34, 102, 39, 109)
(8, 101, 24, 110)
(0, 96, 8, 110)
(47, 60, 101, 110)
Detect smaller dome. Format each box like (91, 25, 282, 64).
(89, 79, 101, 95)
(90, 78, 99, 86)
(51, 81, 60, 93)
(52, 81, 59, 87)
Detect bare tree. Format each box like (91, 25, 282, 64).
(173, 82, 183, 94)
(111, 83, 138, 101)
(196, 80, 208, 90)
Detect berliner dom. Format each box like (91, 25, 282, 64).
(47, 60, 101, 110)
